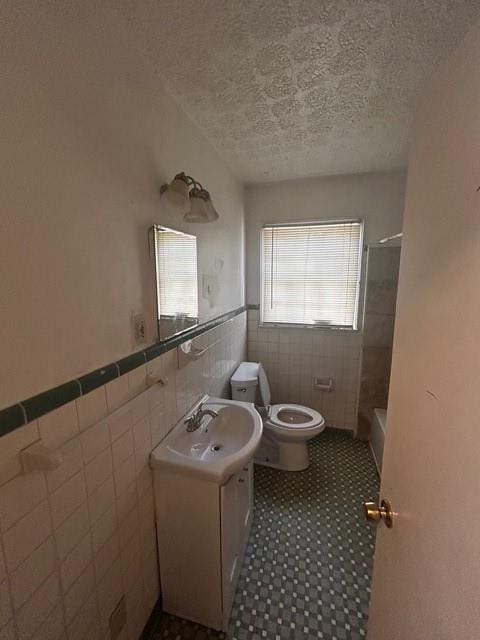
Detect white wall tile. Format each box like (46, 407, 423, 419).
(49, 472, 86, 529)
(66, 593, 99, 640)
(116, 483, 137, 525)
(2, 500, 52, 571)
(105, 376, 130, 414)
(127, 365, 147, 399)
(129, 394, 149, 427)
(46, 439, 83, 494)
(139, 519, 157, 566)
(96, 559, 123, 635)
(76, 388, 107, 432)
(59, 533, 92, 593)
(0, 620, 15, 640)
(80, 421, 109, 465)
(54, 503, 90, 561)
(0, 549, 6, 584)
(107, 406, 132, 444)
(132, 416, 150, 451)
(84, 450, 112, 496)
(149, 404, 163, 448)
(142, 550, 160, 606)
(0, 579, 13, 629)
(135, 465, 152, 502)
(147, 383, 164, 412)
(38, 403, 79, 449)
(0, 423, 40, 488)
(247, 323, 360, 428)
(0, 472, 47, 532)
(113, 456, 135, 498)
(93, 533, 119, 583)
(118, 507, 138, 551)
(62, 563, 95, 624)
(91, 506, 116, 553)
(15, 572, 60, 640)
(87, 477, 114, 525)
(35, 603, 64, 640)
(10, 537, 57, 610)
(125, 575, 146, 640)
(111, 431, 133, 470)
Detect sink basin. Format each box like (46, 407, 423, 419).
(150, 395, 263, 483)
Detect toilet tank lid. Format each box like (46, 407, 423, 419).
(231, 361, 259, 387)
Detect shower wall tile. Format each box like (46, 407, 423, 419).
(366, 246, 401, 281)
(363, 314, 395, 348)
(357, 246, 400, 439)
(0, 311, 247, 640)
(365, 280, 399, 315)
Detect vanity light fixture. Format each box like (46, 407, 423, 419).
(160, 172, 219, 223)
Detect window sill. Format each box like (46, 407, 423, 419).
(258, 322, 359, 332)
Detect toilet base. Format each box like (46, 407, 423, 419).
(255, 437, 310, 472)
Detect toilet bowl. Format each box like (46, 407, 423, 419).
(231, 362, 325, 471)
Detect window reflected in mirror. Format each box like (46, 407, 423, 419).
(153, 225, 199, 341)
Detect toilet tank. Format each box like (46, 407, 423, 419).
(231, 362, 259, 403)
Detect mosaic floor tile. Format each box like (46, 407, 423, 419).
(149, 429, 379, 640)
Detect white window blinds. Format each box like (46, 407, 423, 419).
(154, 227, 198, 319)
(261, 220, 363, 329)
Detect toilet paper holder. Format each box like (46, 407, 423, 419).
(313, 377, 334, 392)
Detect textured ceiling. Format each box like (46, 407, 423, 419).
(119, 1, 479, 182)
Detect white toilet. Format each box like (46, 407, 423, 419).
(231, 362, 325, 471)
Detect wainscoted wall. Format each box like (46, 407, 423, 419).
(357, 247, 401, 439)
(245, 171, 406, 430)
(0, 313, 246, 640)
(247, 309, 361, 430)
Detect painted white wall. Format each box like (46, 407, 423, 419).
(245, 170, 406, 305)
(0, 3, 245, 409)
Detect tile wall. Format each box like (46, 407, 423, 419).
(357, 247, 401, 439)
(0, 312, 246, 640)
(247, 309, 361, 430)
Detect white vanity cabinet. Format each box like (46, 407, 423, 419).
(153, 461, 254, 631)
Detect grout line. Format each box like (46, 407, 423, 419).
(17, 403, 27, 425)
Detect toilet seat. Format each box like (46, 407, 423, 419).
(268, 404, 324, 430)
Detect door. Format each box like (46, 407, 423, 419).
(367, 21, 480, 640)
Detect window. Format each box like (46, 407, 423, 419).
(261, 220, 363, 329)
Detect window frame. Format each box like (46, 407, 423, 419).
(259, 218, 364, 331)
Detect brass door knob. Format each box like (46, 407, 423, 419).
(363, 499, 394, 528)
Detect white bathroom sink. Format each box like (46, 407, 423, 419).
(150, 395, 263, 483)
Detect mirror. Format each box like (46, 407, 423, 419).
(152, 225, 199, 341)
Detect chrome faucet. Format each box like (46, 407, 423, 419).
(184, 403, 218, 432)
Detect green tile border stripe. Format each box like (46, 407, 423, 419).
(0, 305, 249, 437)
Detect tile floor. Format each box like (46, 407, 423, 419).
(147, 429, 379, 640)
